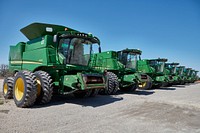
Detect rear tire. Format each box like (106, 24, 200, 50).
(34, 71, 53, 104)
(13, 71, 37, 108)
(3, 77, 14, 99)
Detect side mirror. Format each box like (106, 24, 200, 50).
(98, 46, 101, 53)
(53, 35, 57, 43)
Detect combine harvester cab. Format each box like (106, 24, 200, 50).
(164, 62, 179, 86)
(3, 23, 105, 108)
(137, 58, 168, 88)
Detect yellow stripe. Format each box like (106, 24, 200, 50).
(11, 61, 43, 65)
(10, 61, 22, 64)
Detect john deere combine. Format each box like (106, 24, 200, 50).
(117, 49, 152, 90)
(164, 63, 179, 86)
(183, 68, 192, 84)
(188, 69, 198, 83)
(89, 48, 152, 94)
(181, 68, 199, 84)
(3, 23, 105, 108)
(193, 70, 199, 82)
(176, 66, 186, 85)
(137, 58, 168, 88)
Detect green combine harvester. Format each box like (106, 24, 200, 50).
(117, 49, 152, 90)
(89, 48, 152, 94)
(193, 70, 199, 82)
(3, 23, 106, 108)
(164, 62, 179, 86)
(189, 69, 198, 83)
(137, 58, 168, 88)
(183, 68, 192, 84)
(176, 66, 186, 85)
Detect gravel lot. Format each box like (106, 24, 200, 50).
(0, 79, 200, 133)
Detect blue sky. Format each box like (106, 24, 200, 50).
(0, 0, 200, 75)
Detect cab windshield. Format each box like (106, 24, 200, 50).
(119, 52, 138, 69)
(171, 66, 177, 74)
(58, 38, 99, 66)
(186, 69, 191, 76)
(149, 60, 165, 73)
(179, 68, 184, 75)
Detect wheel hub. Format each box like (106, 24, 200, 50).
(3, 83, 8, 95)
(14, 78, 25, 101)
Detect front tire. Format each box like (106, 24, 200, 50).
(99, 72, 119, 95)
(13, 71, 37, 108)
(34, 71, 53, 104)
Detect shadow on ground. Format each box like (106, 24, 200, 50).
(172, 85, 186, 88)
(32, 94, 123, 109)
(117, 89, 155, 96)
(133, 90, 155, 95)
(155, 87, 176, 90)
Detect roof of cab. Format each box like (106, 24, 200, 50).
(20, 22, 78, 40)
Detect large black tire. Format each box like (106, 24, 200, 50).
(3, 77, 14, 99)
(13, 71, 37, 108)
(99, 72, 119, 95)
(34, 71, 53, 104)
(137, 75, 152, 90)
(138, 81, 152, 90)
(73, 89, 92, 98)
(120, 84, 137, 92)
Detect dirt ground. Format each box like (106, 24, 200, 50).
(0, 79, 200, 133)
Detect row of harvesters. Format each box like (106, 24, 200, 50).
(2, 23, 199, 108)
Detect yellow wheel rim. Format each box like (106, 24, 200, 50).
(139, 82, 147, 88)
(14, 78, 25, 101)
(36, 78, 41, 97)
(3, 82, 8, 95)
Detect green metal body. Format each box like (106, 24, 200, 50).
(137, 58, 168, 87)
(9, 23, 105, 94)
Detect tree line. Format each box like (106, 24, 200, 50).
(0, 64, 12, 78)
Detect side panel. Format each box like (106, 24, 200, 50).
(9, 42, 25, 72)
(22, 48, 48, 71)
(90, 51, 122, 71)
(21, 35, 57, 71)
(137, 60, 152, 73)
